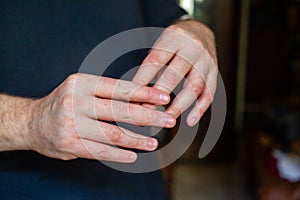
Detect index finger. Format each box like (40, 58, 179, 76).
(133, 31, 177, 85)
(95, 77, 170, 104)
(73, 73, 170, 105)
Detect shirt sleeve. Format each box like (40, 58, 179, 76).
(141, 0, 187, 27)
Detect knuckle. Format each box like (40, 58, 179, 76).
(64, 116, 76, 128)
(94, 99, 104, 114)
(116, 152, 125, 162)
(163, 70, 180, 84)
(134, 107, 152, 126)
(193, 38, 204, 48)
(117, 103, 130, 121)
(69, 142, 86, 156)
(61, 94, 74, 108)
(202, 24, 215, 39)
(170, 100, 182, 117)
(210, 65, 219, 74)
(168, 24, 184, 33)
(59, 76, 78, 108)
(97, 148, 111, 161)
(55, 135, 75, 150)
(144, 87, 154, 100)
(97, 76, 108, 90)
(127, 137, 141, 148)
(175, 54, 187, 63)
(195, 104, 204, 117)
(206, 93, 214, 104)
(199, 107, 205, 116)
(191, 83, 204, 96)
(117, 81, 132, 97)
(108, 128, 123, 144)
(96, 147, 129, 162)
(60, 154, 75, 161)
(65, 73, 79, 88)
(150, 112, 161, 126)
(142, 115, 152, 126)
(128, 105, 142, 124)
(145, 53, 163, 65)
(54, 139, 65, 151)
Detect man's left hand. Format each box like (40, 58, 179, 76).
(133, 19, 218, 127)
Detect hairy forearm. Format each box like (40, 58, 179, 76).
(0, 94, 33, 151)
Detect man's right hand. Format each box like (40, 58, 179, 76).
(1, 73, 176, 163)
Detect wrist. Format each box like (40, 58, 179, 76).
(0, 94, 38, 151)
(11, 97, 38, 151)
(24, 97, 49, 152)
(23, 98, 40, 151)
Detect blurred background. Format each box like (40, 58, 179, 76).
(168, 0, 300, 199)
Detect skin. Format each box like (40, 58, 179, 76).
(133, 19, 218, 127)
(0, 20, 218, 163)
(0, 73, 175, 163)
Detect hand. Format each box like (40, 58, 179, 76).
(27, 73, 175, 163)
(133, 19, 218, 126)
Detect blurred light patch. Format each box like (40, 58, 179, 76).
(179, 0, 194, 16)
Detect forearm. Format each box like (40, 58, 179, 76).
(0, 93, 34, 151)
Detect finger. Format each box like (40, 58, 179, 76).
(76, 117, 158, 151)
(75, 139, 138, 163)
(186, 70, 218, 127)
(138, 52, 193, 110)
(86, 98, 176, 128)
(95, 77, 170, 104)
(69, 74, 170, 104)
(153, 54, 192, 93)
(133, 32, 177, 85)
(166, 66, 208, 118)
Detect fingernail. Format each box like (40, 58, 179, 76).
(165, 114, 176, 127)
(189, 117, 198, 127)
(159, 94, 169, 102)
(129, 153, 137, 162)
(147, 139, 158, 149)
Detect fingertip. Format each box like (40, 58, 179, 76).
(128, 153, 138, 163)
(187, 112, 200, 127)
(165, 114, 176, 128)
(147, 138, 159, 150)
(159, 93, 170, 104)
(187, 117, 198, 127)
